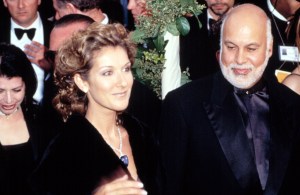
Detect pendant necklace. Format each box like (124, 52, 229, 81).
(107, 125, 129, 167)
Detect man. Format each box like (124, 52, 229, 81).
(159, 4, 300, 195)
(252, 0, 300, 79)
(180, 0, 235, 80)
(0, 0, 53, 103)
(52, 0, 109, 23)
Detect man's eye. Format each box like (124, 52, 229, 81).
(248, 48, 257, 52)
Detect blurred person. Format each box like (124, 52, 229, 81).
(52, 0, 109, 23)
(30, 23, 159, 195)
(252, 0, 300, 80)
(180, 0, 236, 80)
(282, 7, 300, 94)
(159, 4, 300, 195)
(0, 0, 53, 103)
(0, 43, 53, 195)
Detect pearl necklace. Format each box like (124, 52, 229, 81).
(107, 125, 129, 167)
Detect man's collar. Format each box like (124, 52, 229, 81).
(267, 0, 287, 21)
(234, 78, 266, 95)
(101, 13, 109, 24)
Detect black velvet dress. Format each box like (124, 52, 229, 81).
(30, 113, 160, 195)
(0, 105, 55, 195)
(0, 140, 35, 195)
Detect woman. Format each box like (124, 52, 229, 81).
(282, 8, 300, 95)
(31, 23, 159, 195)
(0, 43, 51, 195)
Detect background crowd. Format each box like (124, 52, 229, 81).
(0, 0, 299, 195)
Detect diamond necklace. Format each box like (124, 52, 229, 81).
(107, 125, 129, 167)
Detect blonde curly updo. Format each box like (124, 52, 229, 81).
(53, 23, 137, 121)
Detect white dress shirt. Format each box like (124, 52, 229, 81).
(10, 13, 45, 103)
(162, 32, 181, 99)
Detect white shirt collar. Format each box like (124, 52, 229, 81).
(267, 0, 287, 21)
(207, 10, 215, 30)
(101, 13, 109, 24)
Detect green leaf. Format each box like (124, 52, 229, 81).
(176, 17, 190, 36)
(130, 30, 145, 43)
(167, 23, 180, 36)
(153, 35, 166, 52)
(180, 0, 194, 6)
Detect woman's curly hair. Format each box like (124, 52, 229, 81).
(53, 22, 137, 121)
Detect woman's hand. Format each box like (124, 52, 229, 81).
(93, 175, 147, 195)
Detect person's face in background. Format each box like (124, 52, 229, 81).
(3, 0, 41, 27)
(219, 9, 273, 89)
(127, 0, 146, 22)
(205, 0, 234, 19)
(0, 77, 25, 115)
(75, 46, 133, 113)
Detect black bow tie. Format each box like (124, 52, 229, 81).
(14, 28, 36, 40)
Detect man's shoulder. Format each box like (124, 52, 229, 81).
(167, 73, 215, 100)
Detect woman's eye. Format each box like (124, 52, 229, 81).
(102, 71, 113, 76)
(123, 66, 132, 72)
(13, 89, 22, 92)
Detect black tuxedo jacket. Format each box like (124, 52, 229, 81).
(159, 72, 300, 195)
(180, 10, 220, 80)
(0, 15, 53, 48)
(30, 113, 160, 195)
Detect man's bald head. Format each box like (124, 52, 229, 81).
(219, 4, 273, 89)
(50, 14, 94, 51)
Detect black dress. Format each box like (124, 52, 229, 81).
(0, 140, 35, 195)
(30, 113, 160, 195)
(0, 105, 57, 195)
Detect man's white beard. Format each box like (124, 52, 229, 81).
(219, 54, 269, 89)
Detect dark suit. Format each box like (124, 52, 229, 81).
(30, 113, 160, 195)
(159, 72, 300, 195)
(0, 14, 53, 48)
(180, 10, 220, 80)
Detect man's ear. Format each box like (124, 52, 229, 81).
(74, 73, 89, 93)
(66, 2, 79, 13)
(216, 50, 220, 63)
(268, 39, 273, 58)
(3, 0, 8, 7)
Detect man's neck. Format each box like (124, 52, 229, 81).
(207, 9, 221, 21)
(84, 8, 105, 23)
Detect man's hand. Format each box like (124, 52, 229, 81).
(24, 41, 52, 71)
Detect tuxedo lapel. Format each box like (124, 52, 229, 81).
(203, 73, 260, 189)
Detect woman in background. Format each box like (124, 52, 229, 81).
(31, 23, 159, 195)
(0, 43, 50, 195)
